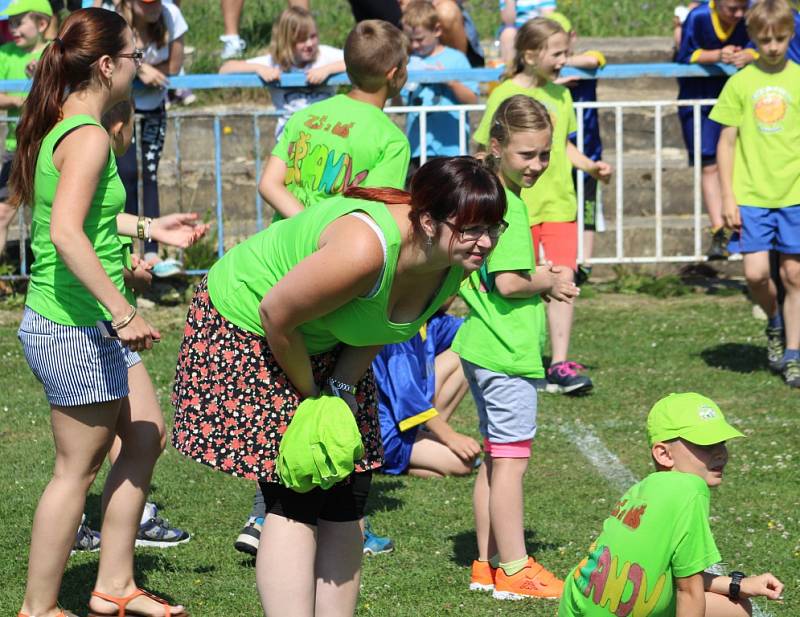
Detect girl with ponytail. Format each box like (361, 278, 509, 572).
(11, 8, 185, 617)
(170, 156, 506, 615)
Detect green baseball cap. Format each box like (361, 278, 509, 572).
(1, 0, 53, 17)
(647, 392, 744, 446)
(548, 11, 573, 34)
(277, 395, 365, 493)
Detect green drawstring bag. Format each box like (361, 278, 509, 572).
(277, 395, 365, 493)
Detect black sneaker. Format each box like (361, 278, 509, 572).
(234, 516, 262, 556)
(783, 359, 800, 388)
(72, 514, 101, 554)
(706, 228, 729, 261)
(135, 503, 191, 548)
(546, 361, 593, 395)
(575, 264, 592, 287)
(765, 326, 785, 373)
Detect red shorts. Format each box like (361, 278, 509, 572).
(531, 221, 578, 270)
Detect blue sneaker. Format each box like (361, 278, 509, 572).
(72, 514, 101, 554)
(135, 503, 191, 548)
(363, 518, 393, 555)
(151, 258, 183, 278)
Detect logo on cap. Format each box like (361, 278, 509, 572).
(698, 405, 717, 421)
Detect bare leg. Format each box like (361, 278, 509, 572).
(473, 458, 494, 561)
(89, 362, 183, 616)
(582, 230, 595, 265)
(408, 432, 473, 477)
(257, 514, 317, 617)
(702, 164, 724, 230)
(780, 255, 800, 350)
(432, 349, 468, 423)
(705, 591, 752, 617)
(547, 268, 575, 364)
(221, 0, 245, 36)
(20, 400, 121, 617)
(0, 200, 16, 258)
(499, 27, 517, 66)
(489, 457, 529, 563)
(314, 519, 363, 617)
(743, 252, 779, 319)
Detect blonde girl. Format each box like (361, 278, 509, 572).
(473, 17, 612, 395)
(219, 6, 346, 137)
(455, 94, 578, 600)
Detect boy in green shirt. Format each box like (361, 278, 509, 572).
(258, 19, 411, 221)
(711, 0, 800, 389)
(559, 392, 784, 617)
(0, 0, 51, 258)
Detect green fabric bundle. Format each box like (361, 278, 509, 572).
(277, 395, 364, 493)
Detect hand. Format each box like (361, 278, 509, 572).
(137, 64, 169, 87)
(589, 160, 613, 184)
(126, 254, 153, 294)
(445, 430, 481, 463)
(256, 65, 281, 82)
(721, 196, 741, 231)
(720, 45, 741, 64)
(731, 49, 754, 69)
(150, 212, 210, 248)
(114, 311, 160, 352)
(305, 65, 331, 85)
(546, 265, 580, 302)
(25, 59, 38, 78)
(741, 573, 784, 600)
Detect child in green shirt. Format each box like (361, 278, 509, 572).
(453, 94, 578, 600)
(711, 0, 800, 389)
(0, 0, 51, 258)
(473, 17, 612, 395)
(258, 18, 411, 221)
(559, 392, 784, 617)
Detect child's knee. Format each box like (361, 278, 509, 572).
(779, 257, 800, 289)
(743, 262, 771, 286)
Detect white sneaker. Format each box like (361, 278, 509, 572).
(220, 34, 246, 60)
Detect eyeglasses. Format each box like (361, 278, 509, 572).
(118, 49, 144, 68)
(441, 220, 508, 242)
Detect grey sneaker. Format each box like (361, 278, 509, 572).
(220, 34, 246, 60)
(765, 326, 785, 373)
(72, 514, 100, 553)
(136, 503, 191, 548)
(783, 359, 800, 388)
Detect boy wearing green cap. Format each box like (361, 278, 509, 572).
(0, 0, 51, 257)
(559, 392, 784, 617)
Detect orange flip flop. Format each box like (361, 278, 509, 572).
(88, 588, 187, 617)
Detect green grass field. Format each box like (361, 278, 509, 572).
(0, 289, 797, 616)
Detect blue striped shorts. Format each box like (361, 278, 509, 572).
(18, 307, 141, 407)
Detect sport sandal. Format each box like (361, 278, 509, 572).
(88, 588, 187, 617)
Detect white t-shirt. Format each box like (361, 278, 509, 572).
(131, 1, 188, 110)
(246, 44, 344, 137)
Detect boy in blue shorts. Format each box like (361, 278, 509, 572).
(559, 392, 784, 617)
(400, 0, 478, 178)
(711, 0, 800, 388)
(0, 0, 51, 258)
(676, 0, 754, 260)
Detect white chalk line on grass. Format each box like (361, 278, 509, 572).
(558, 420, 774, 617)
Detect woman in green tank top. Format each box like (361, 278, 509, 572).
(9, 9, 187, 617)
(171, 157, 509, 616)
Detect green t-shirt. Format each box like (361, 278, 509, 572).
(271, 94, 410, 219)
(207, 195, 463, 355)
(0, 42, 44, 152)
(709, 61, 800, 208)
(26, 115, 127, 326)
(451, 188, 546, 378)
(474, 80, 578, 226)
(559, 472, 721, 617)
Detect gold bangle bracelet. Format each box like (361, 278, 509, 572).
(112, 305, 137, 330)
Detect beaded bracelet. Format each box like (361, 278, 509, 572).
(328, 377, 356, 398)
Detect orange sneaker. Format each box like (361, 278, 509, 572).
(469, 559, 496, 591)
(492, 556, 564, 600)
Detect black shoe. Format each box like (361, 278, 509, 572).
(783, 359, 800, 388)
(575, 264, 592, 286)
(234, 516, 262, 556)
(706, 228, 729, 261)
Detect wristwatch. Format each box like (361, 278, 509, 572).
(729, 571, 745, 601)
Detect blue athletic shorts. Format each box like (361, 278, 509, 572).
(18, 306, 141, 407)
(727, 204, 800, 254)
(677, 105, 720, 166)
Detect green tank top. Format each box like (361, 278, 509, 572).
(207, 195, 464, 355)
(25, 115, 127, 326)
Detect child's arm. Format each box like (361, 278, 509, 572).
(424, 414, 481, 462)
(219, 59, 281, 82)
(675, 573, 705, 617)
(153, 35, 184, 77)
(436, 0, 469, 54)
(258, 156, 306, 218)
(446, 79, 478, 105)
(567, 141, 612, 184)
(717, 125, 740, 231)
(566, 51, 605, 70)
(495, 266, 579, 302)
(0, 94, 24, 111)
(305, 60, 346, 85)
(500, 0, 517, 26)
(702, 572, 784, 601)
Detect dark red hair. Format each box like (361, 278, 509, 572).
(345, 156, 507, 244)
(10, 8, 130, 208)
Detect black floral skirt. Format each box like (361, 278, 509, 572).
(171, 278, 383, 483)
